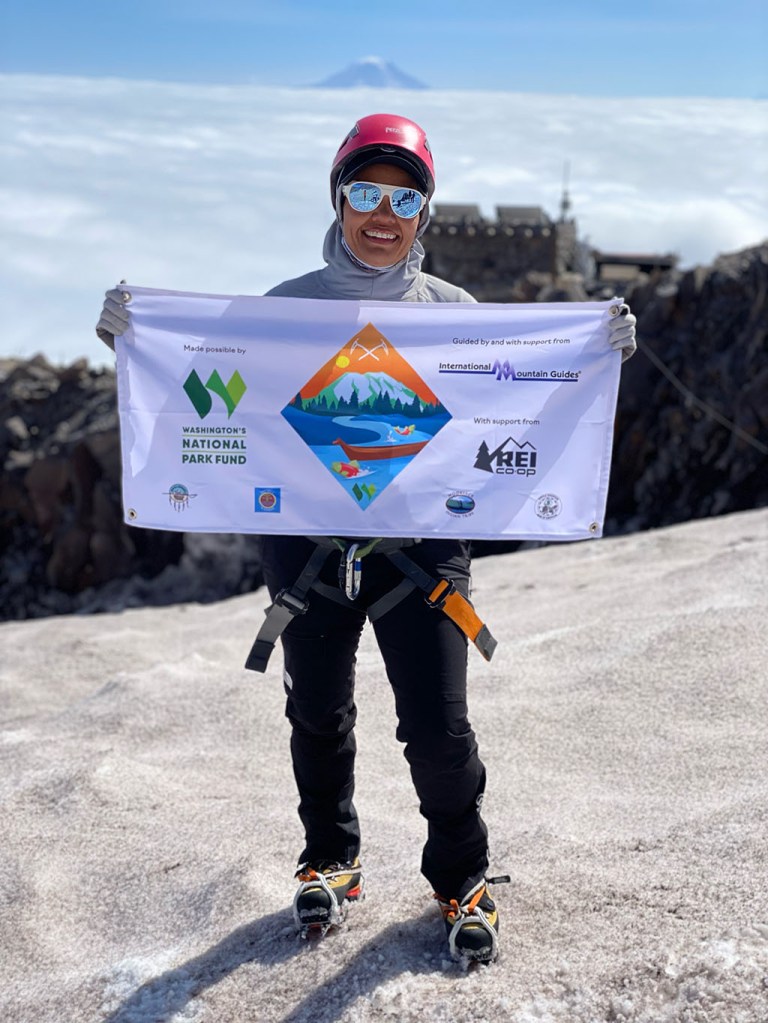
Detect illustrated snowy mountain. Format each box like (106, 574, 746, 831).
(319, 371, 417, 406)
(314, 57, 428, 90)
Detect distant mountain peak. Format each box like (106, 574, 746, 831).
(314, 58, 428, 90)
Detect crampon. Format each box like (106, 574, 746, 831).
(293, 858, 364, 939)
(435, 875, 510, 965)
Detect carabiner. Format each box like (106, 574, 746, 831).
(343, 543, 362, 600)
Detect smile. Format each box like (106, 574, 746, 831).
(364, 229, 397, 241)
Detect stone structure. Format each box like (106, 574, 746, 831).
(423, 197, 676, 301)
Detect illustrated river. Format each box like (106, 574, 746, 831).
(282, 408, 449, 506)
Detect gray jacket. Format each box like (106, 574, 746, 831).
(266, 223, 476, 304)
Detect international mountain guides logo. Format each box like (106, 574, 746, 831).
(184, 368, 246, 419)
(439, 359, 580, 383)
(282, 322, 451, 508)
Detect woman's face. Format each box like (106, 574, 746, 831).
(341, 162, 422, 267)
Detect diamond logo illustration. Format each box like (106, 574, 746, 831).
(282, 323, 451, 507)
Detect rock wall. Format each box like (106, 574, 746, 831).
(2, 243, 766, 621)
(609, 243, 768, 533)
(0, 358, 263, 620)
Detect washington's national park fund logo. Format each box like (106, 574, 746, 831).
(184, 369, 246, 419)
(282, 323, 451, 508)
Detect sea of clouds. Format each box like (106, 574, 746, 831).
(1, 74, 767, 366)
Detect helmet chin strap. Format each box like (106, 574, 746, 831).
(340, 233, 402, 273)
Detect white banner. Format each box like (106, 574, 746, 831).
(115, 287, 622, 541)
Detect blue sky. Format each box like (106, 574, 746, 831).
(2, 0, 767, 97)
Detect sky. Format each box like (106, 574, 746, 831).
(1, 3, 767, 367)
(2, 0, 768, 97)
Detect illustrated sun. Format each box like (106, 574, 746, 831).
(336, 355, 350, 368)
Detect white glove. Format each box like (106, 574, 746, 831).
(608, 302, 637, 362)
(95, 286, 131, 350)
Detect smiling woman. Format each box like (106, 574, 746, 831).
(238, 110, 634, 962)
(341, 163, 422, 268)
(90, 106, 639, 967)
(241, 112, 512, 963)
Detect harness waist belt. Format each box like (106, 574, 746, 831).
(244, 539, 497, 672)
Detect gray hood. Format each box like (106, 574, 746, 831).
(265, 223, 476, 305)
(320, 223, 427, 300)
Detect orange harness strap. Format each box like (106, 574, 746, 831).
(384, 552, 499, 662)
(424, 577, 497, 662)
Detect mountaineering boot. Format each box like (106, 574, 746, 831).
(293, 858, 364, 938)
(435, 877, 507, 964)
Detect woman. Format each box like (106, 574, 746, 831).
(96, 113, 637, 964)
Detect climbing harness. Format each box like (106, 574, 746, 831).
(244, 537, 497, 673)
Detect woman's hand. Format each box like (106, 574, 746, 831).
(95, 286, 131, 350)
(608, 302, 637, 362)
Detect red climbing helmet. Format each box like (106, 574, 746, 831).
(330, 113, 436, 208)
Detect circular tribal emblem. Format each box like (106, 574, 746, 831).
(535, 493, 562, 519)
(165, 483, 196, 511)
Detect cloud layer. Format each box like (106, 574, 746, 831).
(2, 75, 766, 366)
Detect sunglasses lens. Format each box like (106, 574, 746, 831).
(347, 182, 383, 212)
(345, 182, 425, 219)
(391, 188, 423, 219)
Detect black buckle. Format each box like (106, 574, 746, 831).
(425, 578, 455, 610)
(274, 589, 309, 616)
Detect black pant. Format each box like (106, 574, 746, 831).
(260, 535, 489, 899)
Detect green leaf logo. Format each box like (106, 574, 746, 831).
(184, 369, 246, 419)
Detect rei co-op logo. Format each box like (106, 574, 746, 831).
(183, 368, 246, 419)
(474, 437, 538, 476)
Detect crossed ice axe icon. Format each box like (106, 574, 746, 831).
(350, 339, 389, 362)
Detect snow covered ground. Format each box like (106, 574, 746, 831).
(1, 508, 766, 1022)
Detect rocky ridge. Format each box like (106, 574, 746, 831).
(0, 361, 263, 620)
(610, 243, 767, 531)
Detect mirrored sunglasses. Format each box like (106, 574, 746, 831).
(342, 181, 427, 220)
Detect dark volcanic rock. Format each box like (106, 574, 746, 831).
(607, 243, 768, 533)
(0, 357, 263, 621)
